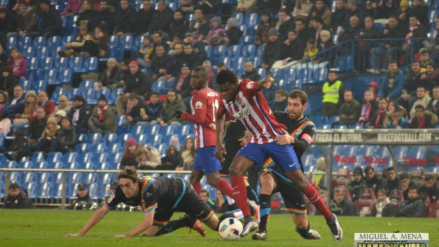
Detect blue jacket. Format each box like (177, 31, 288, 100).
(145, 101, 163, 121)
(385, 117, 409, 129)
(378, 69, 405, 99)
(1, 95, 25, 118)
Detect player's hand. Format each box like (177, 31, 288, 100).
(115, 234, 127, 238)
(239, 131, 251, 146)
(175, 110, 184, 119)
(274, 129, 294, 145)
(262, 76, 274, 88)
(215, 143, 226, 162)
(66, 233, 83, 237)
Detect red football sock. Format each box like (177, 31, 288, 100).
(216, 178, 233, 197)
(230, 176, 251, 217)
(303, 183, 332, 221)
(193, 183, 201, 195)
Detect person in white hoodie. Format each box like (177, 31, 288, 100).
(371, 189, 390, 217)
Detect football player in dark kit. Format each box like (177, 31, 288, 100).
(67, 169, 235, 238)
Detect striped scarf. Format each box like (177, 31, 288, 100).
(406, 22, 420, 45)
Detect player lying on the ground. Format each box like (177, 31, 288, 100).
(214, 70, 342, 240)
(66, 168, 235, 237)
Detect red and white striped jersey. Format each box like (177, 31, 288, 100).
(218, 79, 286, 144)
(181, 87, 220, 149)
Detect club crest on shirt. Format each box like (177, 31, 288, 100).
(107, 193, 115, 203)
(235, 98, 245, 107)
(195, 101, 203, 109)
(296, 129, 302, 135)
(246, 81, 254, 89)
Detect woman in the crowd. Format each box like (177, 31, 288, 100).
(256, 11, 276, 45)
(59, 25, 99, 58)
(45, 117, 76, 154)
(13, 90, 37, 127)
(387, 100, 407, 120)
(309, 0, 332, 25)
(205, 16, 229, 46)
(120, 138, 143, 170)
(94, 23, 110, 58)
(7, 48, 27, 78)
(159, 136, 181, 170)
(176, 137, 196, 171)
(358, 90, 378, 126)
(94, 58, 122, 91)
(33, 117, 60, 155)
(135, 35, 153, 69)
(136, 145, 162, 170)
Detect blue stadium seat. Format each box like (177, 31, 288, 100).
(19, 80, 32, 93)
(256, 68, 266, 78)
(156, 143, 168, 156)
(393, 146, 409, 164)
(239, 35, 254, 46)
(115, 115, 126, 126)
(210, 45, 227, 64)
(18, 161, 34, 169)
(38, 57, 54, 73)
(26, 182, 37, 199)
(27, 57, 39, 72)
(51, 88, 68, 104)
(108, 152, 123, 167)
(110, 88, 124, 106)
(130, 125, 145, 136)
(82, 57, 98, 73)
(336, 55, 354, 72)
(333, 125, 347, 129)
(6, 36, 17, 53)
(76, 133, 88, 143)
(82, 88, 97, 105)
(92, 153, 107, 164)
(35, 161, 47, 169)
(30, 152, 45, 163)
(103, 133, 118, 145)
(32, 36, 46, 50)
(175, 124, 192, 136)
(313, 116, 328, 127)
(231, 13, 244, 25)
(117, 133, 132, 145)
(244, 13, 259, 26)
(77, 152, 93, 164)
(61, 152, 77, 164)
(205, 45, 212, 58)
(79, 80, 94, 91)
(159, 125, 175, 136)
(46, 36, 61, 48)
(3, 161, 17, 169)
(17, 36, 32, 51)
(43, 69, 58, 85)
(35, 46, 50, 59)
(227, 45, 241, 58)
(407, 146, 426, 160)
(61, 35, 75, 48)
(117, 125, 131, 136)
(32, 80, 48, 94)
(150, 134, 163, 146)
(321, 124, 331, 129)
(256, 43, 265, 56)
(350, 124, 364, 129)
(87, 133, 102, 145)
(238, 24, 248, 35)
(46, 152, 62, 164)
(54, 57, 69, 70)
(67, 88, 82, 101)
(251, 57, 261, 67)
(327, 115, 340, 126)
(22, 47, 34, 60)
(70, 57, 84, 73)
(185, 14, 194, 22)
(132, 35, 143, 51)
(134, 134, 149, 145)
(152, 80, 167, 92)
(314, 68, 328, 83)
(145, 124, 160, 136)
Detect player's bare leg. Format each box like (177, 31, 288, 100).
(228, 155, 258, 237)
(190, 170, 205, 195)
(285, 170, 343, 241)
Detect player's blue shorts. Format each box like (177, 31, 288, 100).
(193, 146, 223, 174)
(237, 142, 301, 172)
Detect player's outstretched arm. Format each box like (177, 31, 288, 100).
(66, 206, 110, 237)
(215, 111, 226, 162)
(255, 76, 274, 92)
(116, 210, 154, 237)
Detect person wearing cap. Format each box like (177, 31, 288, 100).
(16, 1, 40, 38)
(169, 10, 188, 40)
(205, 16, 228, 47)
(347, 167, 366, 202)
(150, 44, 174, 82)
(59, 25, 99, 58)
(50, 95, 73, 118)
(396, 0, 410, 28)
(187, 9, 209, 37)
(75, 0, 97, 30)
(88, 94, 117, 134)
(70, 183, 96, 210)
(148, 0, 174, 34)
(3, 183, 35, 209)
(225, 17, 243, 46)
(0, 85, 26, 120)
(68, 95, 92, 134)
(39, 0, 62, 37)
(133, 0, 155, 36)
(13, 90, 37, 127)
(54, 110, 67, 126)
(0, 66, 19, 99)
(0, 7, 16, 38)
(368, 81, 379, 100)
(420, 62, 439, 95)
(34, 91, 56, 117)
(272, 30, 306, 68)
(261, 28, 281, 70)
(91, 0, 116, 33)
(120, 138, 143, 170)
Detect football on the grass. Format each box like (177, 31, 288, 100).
(218, 218, 243, 241)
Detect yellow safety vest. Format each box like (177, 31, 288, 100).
(322, 80, 342, 104)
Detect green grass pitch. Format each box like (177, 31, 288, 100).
(0, 210, 437, 246)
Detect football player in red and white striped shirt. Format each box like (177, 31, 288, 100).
(215, 70, 342, 241)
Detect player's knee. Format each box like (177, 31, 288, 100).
(228, 166, 242, 176)
(260, 176, 274, 194)
(189, 175, 198, 185)
(296, 218, 308, 230)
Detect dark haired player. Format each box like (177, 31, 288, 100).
(67, 169, 234, 238)
(251, 89, 321, 240)
(214, 70, 342, 240)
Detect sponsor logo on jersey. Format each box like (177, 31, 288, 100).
(195, 101, 203, 109)
(233, 106, 250, 120)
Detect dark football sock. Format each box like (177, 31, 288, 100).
(154, 216, 193, 236)
(258, 194, 271, 232)
(246, 185, 259, 204)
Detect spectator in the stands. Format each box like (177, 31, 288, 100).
(329, 188, 356, 216)
(135, 35, 154, 69)
(364, 166, 386, 196)
(309, 16, 330, 47)
(409, 0, 428, 28)
(295, 19, 312, 43)
(149, 0, 174, 34)
(369, 16, 407, 73)
(236, 0, 257, 14)
(410, 105, 437, 128)
(370, 189, 391, 217)
(303, 39, 318, 60)
(321, 71, 347, 118)
(388, 99, 408, 118)
(16, 1, 40, 39)
(25, 106, 48, 145)
(0, 7, 16, 38)
(120, 138, 143, 170)
(3, 183, 35, 209)
(13, 90, 37, 127)
(205, 17, 229, 47)
(0, 90, 7, 112)
(384, 167, 401, 192)
(0, 67, 19, 98)
(194, 0, 220, 15)
(377, 61, 405, 101)
(170, 64, 192, 99)
(410, 85, 431, 118)
(181, 43, 201, 71)
(317, 30, 335, 65)
(113, 0, 136, 37)
(94, 23, 110, 58)
(240, 61, 260, 81)
(395, 186, 425, 218)
(419, 50, 433, 69)
(88, 94, 116, 134)
(368, 97, 389, 129)
(400, 16, 428, 64)
(272, 30, 306, 68)
(134, 0, 155, 36)
(116, 60, 152, 115)
(34, 91, 56, 117)
(397, 60, 422, 111)
(262, 77, 276, 105)
(202, 60, 214, 87)
(225, 18, 243, 46)
(0, 85, 25, 120)
(386, 110, 408, 128)
(337, 16, 360, 54)
(337, 90, 361, 126)
(399, 173, 416, 200)
(152, 32, 170, 57)
(169, 35, 183, 55)
(70, 183, 95, 210)
(92, 0, 115, 33)
(358, 90, 378, 126)
(75, 0, 96, 30)
(68, 95, 92, 134)
(420, 175, 439, 203)
(276, 9, 295, 41)
(184, 32, 207, 61)
(150, 45, 174, 82)
(353, 16, 382, 70)
(420, 62, 439, 95)
(260, 28, 280, 70)
(369, 81, 379, 100)
(32, 116, 60, 154)
(63, 0, 83, 16)
(136, 144, 162, 169)
(348, 167, 365, 202)
(157, 90, 186, 127)
(256, 0, 281, 14)
(271, 89, 288, 112)
(395, 0, 409, 28)
(210, 61, 225, 91)
(169, 10, 188, 41)
(310, 0, 332, 26)
(50, 95, 73, 118)
(123, 93, 149, 127)
(7, 48, 26, 78)
(176, 136, 195, 170)
(256, 11, 275, 45)
(426, 86, 439, 118)
(53, 110, 66, 127)
(172, 43, 184, 68)
(0, 44, 6, 70)
(39, 0, 62, 37)
(177, 0, 195, 15)
(343, 0, 364, 30)
(95, 58, 122, 90)
(292, 0, 313, 20)
(144, 92, 163, 125)
(59, 25, 99, 58)
(159, 136, 180, 170)
(329, 0, 347, 33)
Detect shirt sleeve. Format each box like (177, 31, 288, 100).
(240, 79, 258, 97)
(105, 189, 124, 209)
(181, 92, 207, 124)
(142, 183, 159, 214)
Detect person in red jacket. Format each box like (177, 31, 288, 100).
(7, 48, 27, 78)
(35, 91, 56, 116)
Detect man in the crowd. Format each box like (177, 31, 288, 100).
(419, 50, 434, 68)
(150, 45, 174, 82)
(386, 110, 409, 129)
(419, 175, 439, 203)
(329, 188, 356, 216)
(184, 32, 207, 62)
(68, 95, 92, 134)
(397, 60, 423, 111)
(384, 167, 401, 192)
(0, 85, 25, 119)
(35, 91, 56, 117)
(70, 183, 95, 210)
(16, 0, 40, 38)
(180, 43, 201, 72)
(295, 19, 312, 43)
(240, 61, 260, 82)
(134, 0, 155, 36)
(170, 64, 192, 99)
(200, 189, 216, 209)
(39, 0, 62, 37)
(337, 90, 360, 127)
(395, 186, 425, 218)
(144, 92, 163, 125)
(261, 28, 281, 70)
(151, 32, 170, 57)
(50, 95, 73, 117)
(88, 94, 117, 134)
(399, 173, 416, 200)
(92, 0, 116, 33)
(149, 0, 174, 34)
(3, 183, 35, 209)
(420, 62, 439, 95)
(343, 0, 364, 30)
(156, 90, 186, 127)
(75, 0, 97, 31)
(377, 61, 405, 101)
(0, 64, 19, 99)
(353, 16, 381, 70)
(347, 167, 366, 202)
(188, 9, 209, 37)
(330, 0, 347, 33)
(124, 93, 148, 127)
(409, 105, 437, 128)
(308, 16, 330, 46)
(273, 30, 306, 68)
(202, 60, 214, 86)
(368, 97, 388, 129)
(225, 18, 243, 46)
(25, 106, 48, 145)
(426, 86, 439, 118)
(169, 10, 188, 40)
(177, 0, 195, 15)
(321, 71, 348, 118)
(410, 86, 431, 118)
(276, 9, 295, 41)
(114, 0, 136, 37)
(364, 166, 387, 197)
